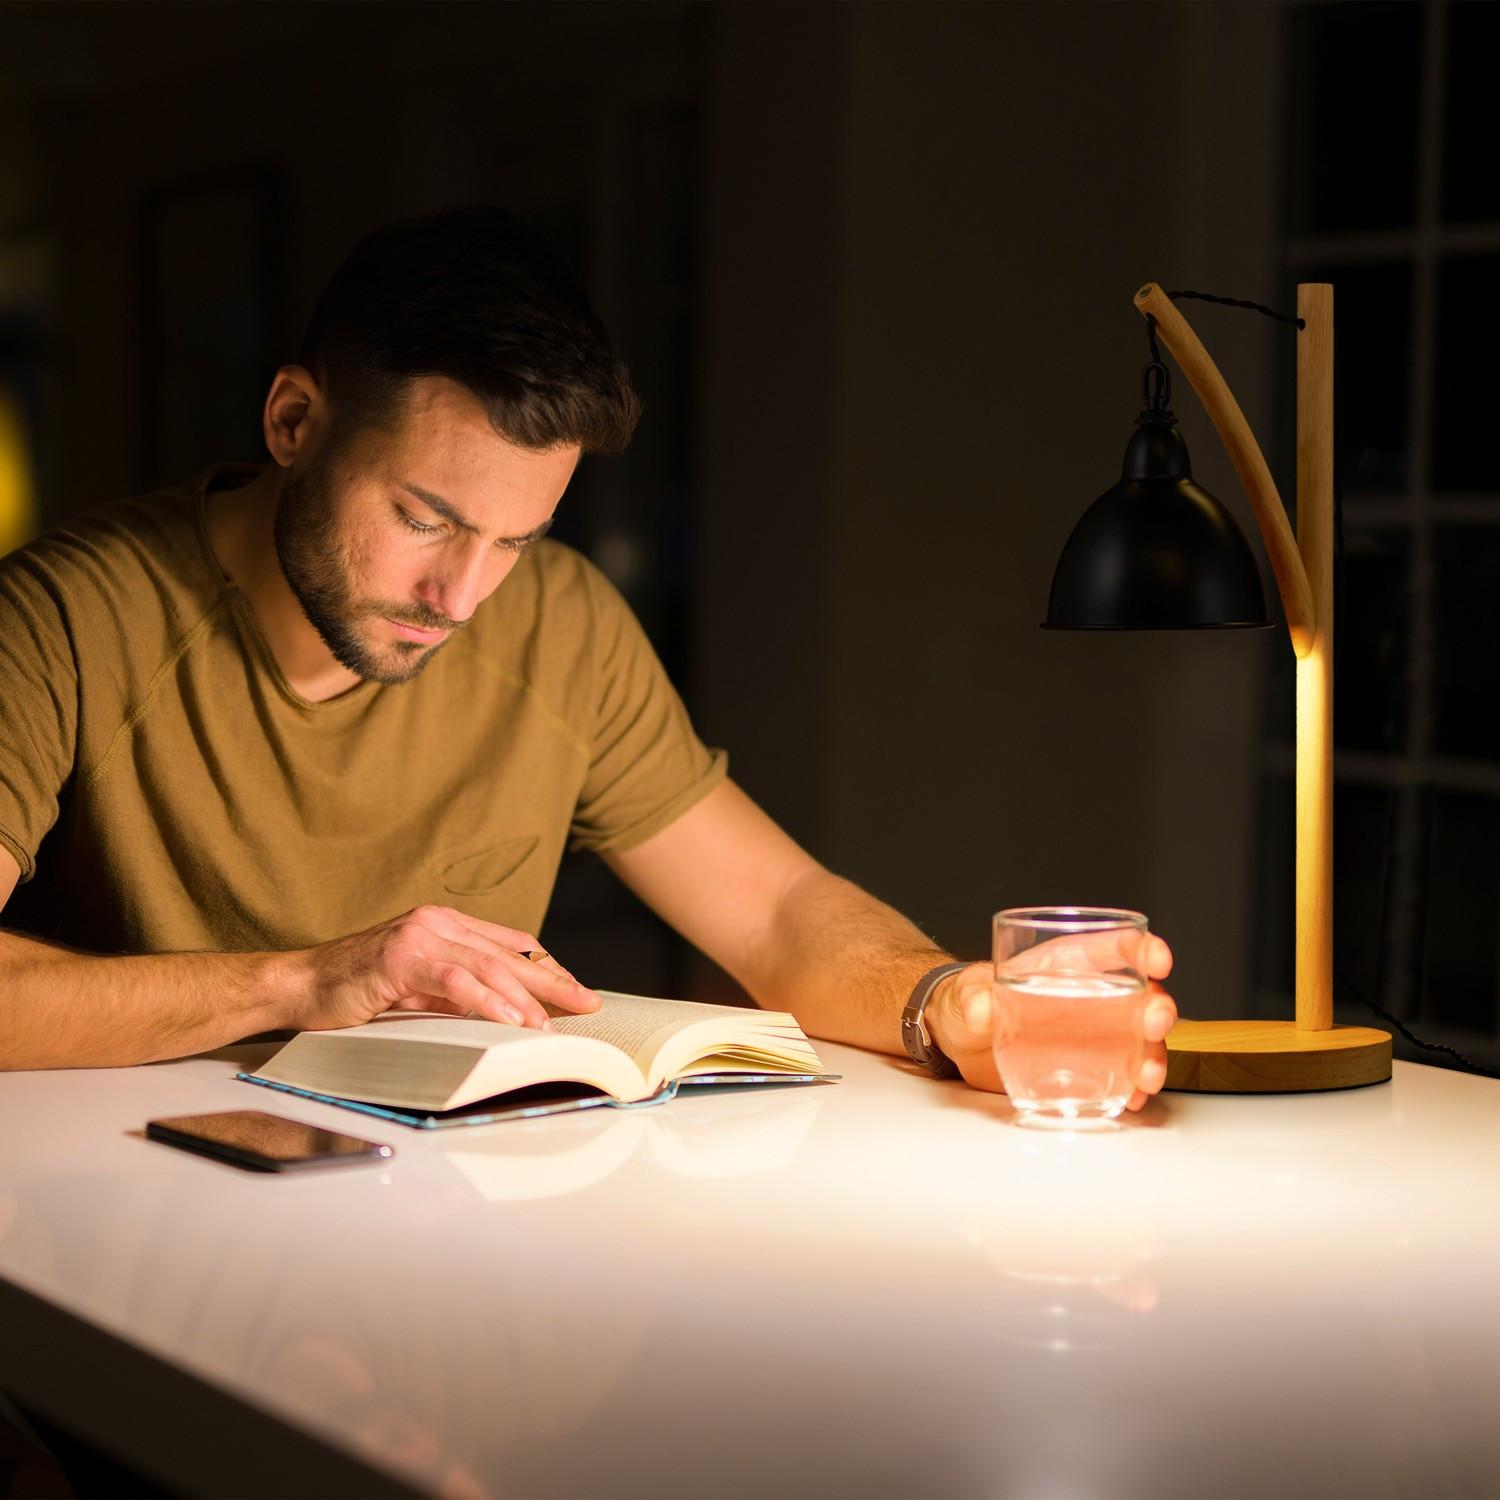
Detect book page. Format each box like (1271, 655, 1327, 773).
(253, 1033, 481, 1112)
(544, 992, 761, 1058)
(547, 991, 826, 1090)
(648, 1028, 824, 1089)
(252, 1012, 646, 1111)
(327, 1014, 543, 1046)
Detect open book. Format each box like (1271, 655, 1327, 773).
(237, 991, 836, 1128)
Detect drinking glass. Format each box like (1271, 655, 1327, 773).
(992, 907, 1151, 1126)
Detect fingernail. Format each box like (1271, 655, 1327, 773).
(542, 1019, 555, 1032)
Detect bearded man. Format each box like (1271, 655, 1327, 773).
(0, 206, 1176, 1097)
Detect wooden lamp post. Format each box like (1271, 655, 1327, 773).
(1046, 282, 1391, 1093)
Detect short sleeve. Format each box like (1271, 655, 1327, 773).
(0, 546, 81, 881)
(567, 563, 727, 853)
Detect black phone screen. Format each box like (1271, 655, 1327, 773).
(146, 1110, 394, 1172)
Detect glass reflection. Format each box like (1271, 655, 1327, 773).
(963, 1136, 1166, 1354)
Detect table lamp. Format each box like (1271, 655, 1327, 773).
(1045, 282, 1391, 1093)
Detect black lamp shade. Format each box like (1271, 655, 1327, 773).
(1044, 418, 1271, 631)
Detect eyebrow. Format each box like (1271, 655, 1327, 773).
(396, 481, 553, 550)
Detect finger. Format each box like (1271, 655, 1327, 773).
(406, 955, 530, 1027)
(927, 964, 995, 1055)
(459, 927, 582, 993)
(406, 940, 557, 1030)
(522, 948, 576, 985)
(1142, 988, 1178, 1041)
(458, 926, 592, 1001)
(453, 945, 566, 1029)
(1003, 927, 1163, 979)
(417, 907, 575, 983)
(453, 942, 608, 1024)
(417, 910, 599, 1012)
(1124, 1086, 1150, 1112)
(1134, 1048, 1168, 1096)
(442, 911, 582, 987)
(498, 951, 602, 1016)
(1145, 935, 1173, 980)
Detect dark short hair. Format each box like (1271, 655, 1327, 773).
(299, 206, 640, 453)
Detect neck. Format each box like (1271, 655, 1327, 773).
(203, 465, 365, 704)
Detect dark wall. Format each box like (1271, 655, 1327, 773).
(12, 0, 1487, 1070)
(691, 1, 1286, 1017)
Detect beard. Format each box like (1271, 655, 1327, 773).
(272, 447, 461, 685)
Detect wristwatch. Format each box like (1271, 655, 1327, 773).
(900, 961, 972, 1078)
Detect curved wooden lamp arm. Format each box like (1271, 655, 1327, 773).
(1133, 282, 1316, 658)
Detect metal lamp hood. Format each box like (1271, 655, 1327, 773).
(1044, 411, 1272, 631)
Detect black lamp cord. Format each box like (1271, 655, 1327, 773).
(1148, 289, 1500, 1081)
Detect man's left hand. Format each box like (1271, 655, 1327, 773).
(924, 938, 1178, 1111)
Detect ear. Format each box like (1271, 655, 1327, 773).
(261, 365, 327, 468)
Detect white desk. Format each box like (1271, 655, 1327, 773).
(1, 1041, 1497, 1499)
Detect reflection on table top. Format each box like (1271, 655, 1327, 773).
(2, 1040, 1498, 1499)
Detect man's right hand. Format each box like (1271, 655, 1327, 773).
(289, 905, 602, 1033)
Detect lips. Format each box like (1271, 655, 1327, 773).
(384, 617, 449, 644)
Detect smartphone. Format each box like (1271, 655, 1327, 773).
(146, 1110, 394, 1173)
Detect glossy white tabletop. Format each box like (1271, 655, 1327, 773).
(2, 1041, 1498, 1499)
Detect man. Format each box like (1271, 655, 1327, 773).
(0, 206, 1176, 1100)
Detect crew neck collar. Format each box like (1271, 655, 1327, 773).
(192, 462, 376, 713)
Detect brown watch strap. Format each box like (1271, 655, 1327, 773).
(900, 961, 972, 1078)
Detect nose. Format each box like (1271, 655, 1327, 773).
(415, 543, 495, 626)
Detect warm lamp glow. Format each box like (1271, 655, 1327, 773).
(1294, 644, 1334, 1033)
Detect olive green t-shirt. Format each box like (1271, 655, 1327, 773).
(0, 463, 726, 954)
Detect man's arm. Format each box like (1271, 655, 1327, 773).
(0, 846, 599, 1070)
(602, 779, 1177, 1104)
(600, 780, 952, 1057)
(0, 865, 292, 1067)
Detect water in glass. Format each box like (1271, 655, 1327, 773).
(992, 970, 1147, 1123)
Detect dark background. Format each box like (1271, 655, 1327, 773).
(1, 0, 1496, 1072)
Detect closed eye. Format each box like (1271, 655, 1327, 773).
(393, 496, 550, 552)
(395, 506, 442, 536)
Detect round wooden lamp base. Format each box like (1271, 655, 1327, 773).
(1164, 1019, 1392, 1094)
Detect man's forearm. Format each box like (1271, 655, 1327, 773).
(749, 867, 961, 1056)
(0, 930, 300, 1069)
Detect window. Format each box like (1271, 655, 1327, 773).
(1257, 0, 1500, 1067)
